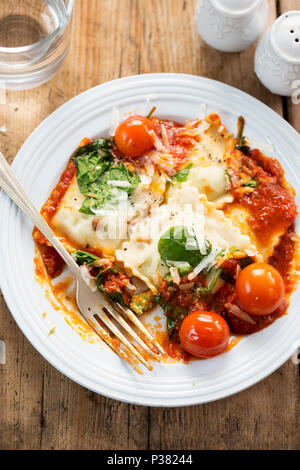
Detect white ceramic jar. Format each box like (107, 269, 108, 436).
(255, 11, 300, 96)
(194, 0, 269, 53)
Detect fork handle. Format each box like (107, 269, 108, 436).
(0, 152, 80, 278)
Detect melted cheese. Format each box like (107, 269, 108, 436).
(167, 165, 233, 207)
(167, 120, 233, 207)
(116, 188, 257, 292)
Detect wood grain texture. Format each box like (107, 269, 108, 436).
(0, 0, 299, 450)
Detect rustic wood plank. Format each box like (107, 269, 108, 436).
(0, 0, 299, 450)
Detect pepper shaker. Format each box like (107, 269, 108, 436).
(255, 11, 300, 96)
(194, 0, 269, 53)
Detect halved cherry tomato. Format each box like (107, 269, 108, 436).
(114, 115, 155, 157)
(179, 311, 230, 358)
(235, 262, 285, 316)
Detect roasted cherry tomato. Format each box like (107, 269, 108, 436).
(236, 262, 285, 316)
(114, 115, 155, 157)
(179, 311, 230, 358)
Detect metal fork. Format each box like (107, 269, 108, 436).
(0, 152, 164, 373)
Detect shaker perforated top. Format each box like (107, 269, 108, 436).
(271, 11, 300, 63)
(211, 0, 263, 16)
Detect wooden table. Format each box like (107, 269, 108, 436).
(0, 0, 299, 450)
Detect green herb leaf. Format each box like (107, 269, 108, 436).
(242, 179, 258, 188)
(72, 250, 99, 266)
(158, 226, 211, 269)
(173, 163, 193, 183)
(167, 317, 177, 332)
(208, 268, 222, 292)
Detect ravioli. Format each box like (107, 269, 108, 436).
(33, 111, 299, 362)
(51, 171, 166, 256)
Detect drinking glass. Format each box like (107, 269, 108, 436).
(0, 0, 74, 90)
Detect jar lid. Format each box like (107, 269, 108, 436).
(210, 0, 263, 17)
(271, 11, 300, 64)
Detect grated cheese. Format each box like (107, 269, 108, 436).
(80, 265, 97, 291)
(188, 247, 220, 280)
(107, 180, 131, 188)
(170, 267, 180, 285)
(166, 260, 191, 269)
(148, 129, 168, 153)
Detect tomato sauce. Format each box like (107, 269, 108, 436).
(269, 224, 299, 293)
(224, 292, 287, 335)
(228, 148, 298, 244)
(240, 182, 297, 243)
(33, 138, 90, 276)
(152, 118, 202, 172)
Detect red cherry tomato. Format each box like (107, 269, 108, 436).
(114, 115, 155, 157)
(179, 311, 230, 358)
(236, 262, 285, 316)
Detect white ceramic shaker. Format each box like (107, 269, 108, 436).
(255, 11, 300, 96)
(194, 0, 269, 53)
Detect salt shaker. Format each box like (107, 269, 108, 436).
(194, 0, 269, 53)
(255, 11, 300, 96)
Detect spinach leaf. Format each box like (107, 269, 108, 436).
(158, 226, 211, 269)
(73, 138, 140, 214)
(72, 138, 113, 195)
(173, 163, 193, 183)
(72, 250, 99, 266)
(79, 163, 140, 214)
(79, 183, 119, 214)
(105, 290, 126, 306)
(100, 164, 140, 194)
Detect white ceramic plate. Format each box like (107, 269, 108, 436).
(0, 74, 299, 407)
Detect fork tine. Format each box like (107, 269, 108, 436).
(117, 303, 165, 356)
(95, 311, 153, 371)
(105, 304, 161, 361)
(86, 315, 143, 374)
